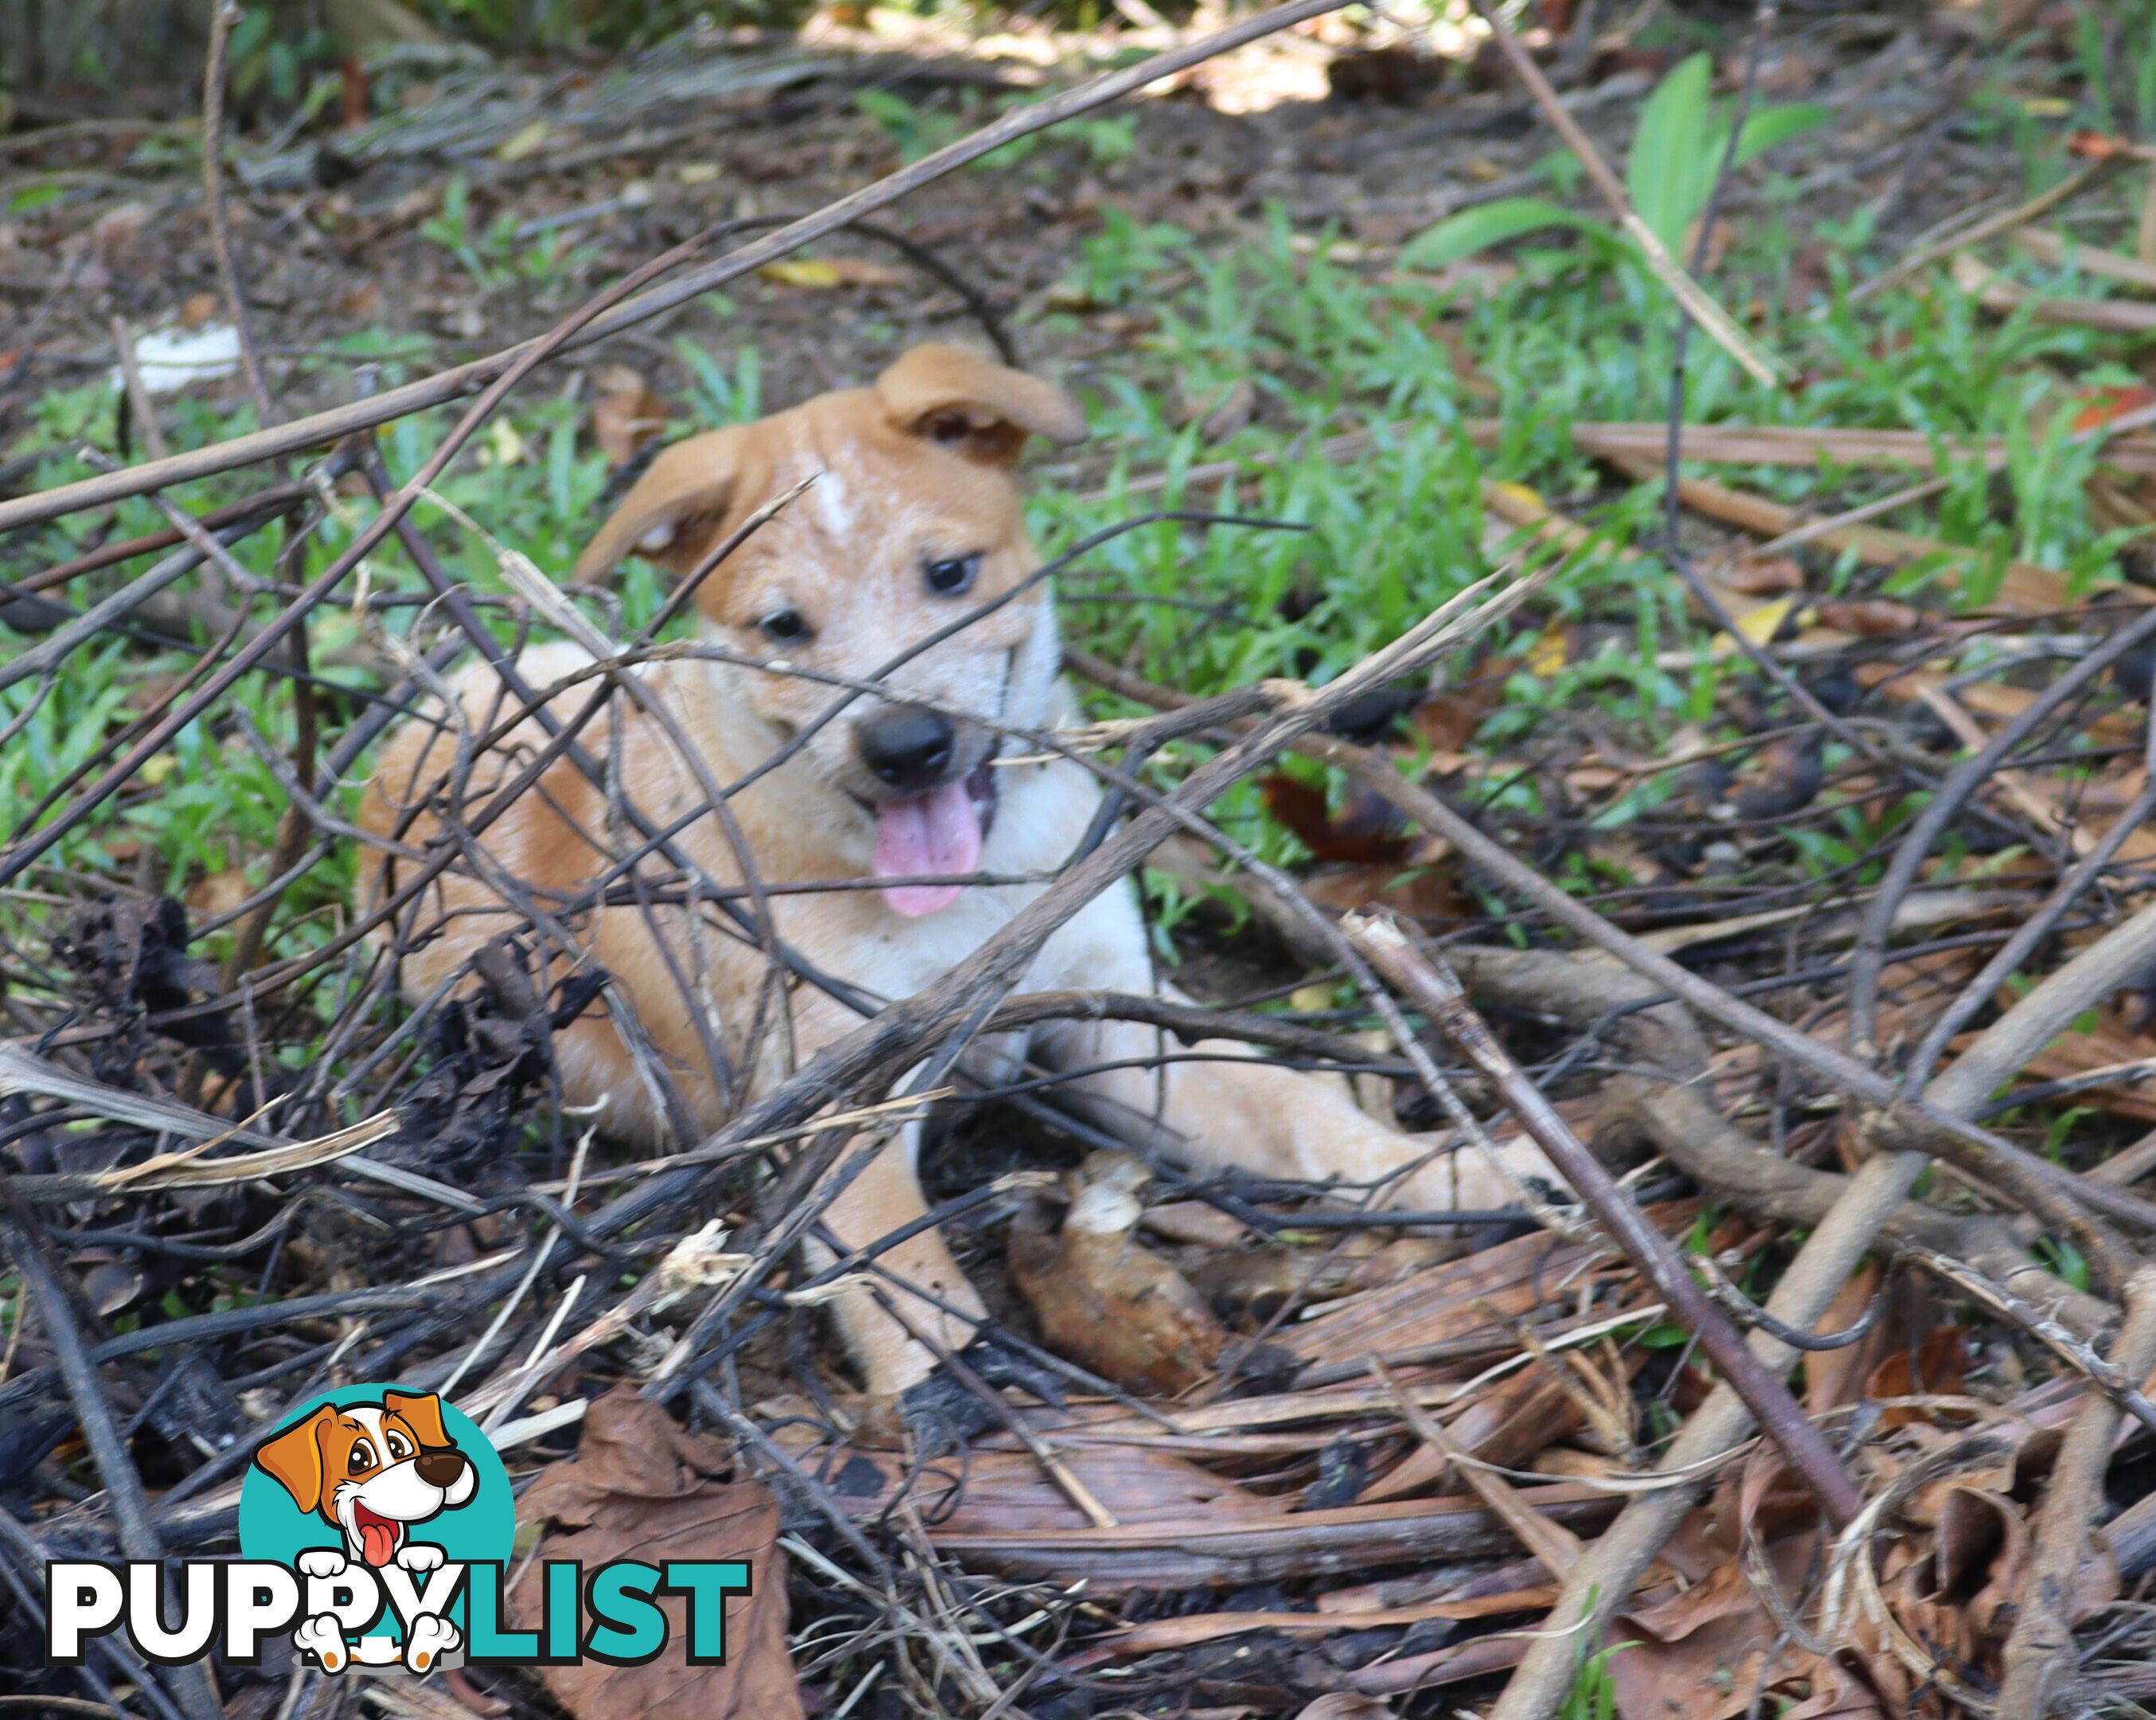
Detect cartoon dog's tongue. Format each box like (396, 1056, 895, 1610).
(354, 1505, 400, 1568)
(873, 779, 982, 918)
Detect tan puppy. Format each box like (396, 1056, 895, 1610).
(360, 344, 1556, 1400)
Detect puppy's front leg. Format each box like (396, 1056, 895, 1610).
(1037, 890, 1559, 1210)
(803, 1109, 987, 1400)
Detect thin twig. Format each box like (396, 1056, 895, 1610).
(1903, 1244, 2156, 1437)
(0, 1203, 223, 1720)
(1849, 154, 2126, 305)
(201, 6, 276, 421)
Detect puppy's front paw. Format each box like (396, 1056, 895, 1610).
(404, 1615, 461, 1675)
(396, 1542, 445, 1572)
(293, 1614, 350, 1673)
(297, 1549, 348, 1580)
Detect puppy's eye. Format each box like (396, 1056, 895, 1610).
(386, 1433, 411, 1460)
(760, 608, 810, 643)
(348, 1440, 376, 1474)
(924, 553, 980, 596)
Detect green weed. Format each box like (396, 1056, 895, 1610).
(1559, 1632, 1631, 1720)
(1400, 52, 1829, 270)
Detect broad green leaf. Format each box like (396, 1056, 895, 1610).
(1398, 197, 1606, 269)
(1732, 102, 1832, 167)
(1627, 52, 1713, 252)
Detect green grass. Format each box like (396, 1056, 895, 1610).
(9, 57, 2156, 990)
(1560, 1635, 1631, 1720)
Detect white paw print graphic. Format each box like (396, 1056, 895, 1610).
(404, 1615, 461, 1675)
(292, 1614, 350, 1673)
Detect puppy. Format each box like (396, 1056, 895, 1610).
(360, 344, 1557, 1400)
(253, 1390, 476, 1571)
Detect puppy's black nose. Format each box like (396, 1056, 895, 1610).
(415, 1449, 468, 1489)
(857, 706, 955, 792)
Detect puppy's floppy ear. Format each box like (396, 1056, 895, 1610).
(382, 1390, 452, 1449)
(877, 344, 1087, 467)
(576, 428, 743, 582)
(254, 1407, 334, 1514)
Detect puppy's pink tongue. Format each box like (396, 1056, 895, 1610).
(873, 780, 982, 917)
(358, 1519, 397, 1567)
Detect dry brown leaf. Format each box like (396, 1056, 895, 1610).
(1803, 1262, 1885, 1413)
(1139, 1200, 1254, 1248)
(1282, 1202, 1697, 1371)
(510, 1389, 801, 1720)
(1008, 1151, 1226, 1395)
(1812, 597, 1925, 636)
(1411, 662, 1514, 753)
(1362, 1360, 1588, 1507)
(185, 866, 252, 921)
(589, 365, 668, 470)
(2072, 381, 2156, 430)
(1781, 1655, 1890, 1720)
(1853, 662, 2145, 749)
(1720, 550, 1806, 595)
(1298, 849, 1467, 924)
(1262, 775, 1410, 863)
(1347, 1628, 1529, 1695)
(1986, 1007, 2156, 1120)
(1865, 1324, 1969, 1427)
(1177, 376, 1260, 444)
(1608, 1537, 1825, 1720)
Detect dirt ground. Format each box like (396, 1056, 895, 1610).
(0, 6, 1999, 453)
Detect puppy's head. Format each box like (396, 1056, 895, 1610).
(579, 344, 1088, 916)
(253, 1391, 477, 1566)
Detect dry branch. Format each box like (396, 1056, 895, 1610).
(1997, 1268, 2156, 1719)
(1347, 917, 1864, 1528)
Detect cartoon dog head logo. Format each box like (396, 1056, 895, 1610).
(54, 1385, 753, 1679)
(252, 1390, 477, 1571)
(238, 1386, 512, 1676)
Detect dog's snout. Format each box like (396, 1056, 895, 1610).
(414, 1448, 468, 1489)
(857, 706, 955, 792)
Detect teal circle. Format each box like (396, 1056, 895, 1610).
(238, 1385, 514, 1570)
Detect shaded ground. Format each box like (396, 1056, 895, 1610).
(2, 10, 1998, 440)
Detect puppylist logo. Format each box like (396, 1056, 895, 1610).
(47, 1385, 753, 1677)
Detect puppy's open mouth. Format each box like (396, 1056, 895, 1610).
(870, 759, 998, 919)
(352, 1502, 404, 1568)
